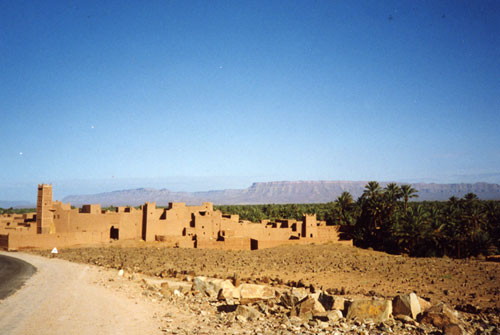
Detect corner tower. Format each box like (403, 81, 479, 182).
(36, 184, 54, 234)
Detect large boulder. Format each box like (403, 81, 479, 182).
(332, 297, 346, 311)
(280, 287, 308, 309)
(293, 295, 326, 320)
(418, 297, 432, 313)
(238, 283, 275, 304)
(392, 293, 421, 319)
(346, 299, 392, 322)
(318, 292, 334, 310)
(193, 276, 239, 299)
(417, 303, 461, 330)
(193, 276, 215, 296)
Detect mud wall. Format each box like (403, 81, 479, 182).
(315, 226, 341, 241)
(5, 232, 108, 251)
(0, 234, 8, 249)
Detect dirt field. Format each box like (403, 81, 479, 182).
(32, 242, 500, 311)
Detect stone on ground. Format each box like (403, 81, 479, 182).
(418, 296, 432, 312)
(280, 287, 308, 309)
(160, 282, 173, 296)
(326, 309, 344, 323)
(238, 283, 274, 304)
(193, 276, 238, 299)
(346, 299, 392, 322)
(392, 292, 421, 319)
(318, 292, 334, 310)
(417, 302, 461, 330)
(235, 305, 261, 321)
(293, 295, 326, 320)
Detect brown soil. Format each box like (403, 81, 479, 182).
(32, 242, 500, 310)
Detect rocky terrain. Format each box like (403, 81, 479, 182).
(106, 272, 499, 335)
(62, 181, 500, 206)
(31, 243, 500, 334)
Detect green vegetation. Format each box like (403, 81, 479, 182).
(0, 207, 36, 214)
(102, 206, 117, 212)
(216, 182, 500, 258)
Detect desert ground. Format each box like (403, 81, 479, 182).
(0, 244, 498, 334)
(32, 242, 500, 311)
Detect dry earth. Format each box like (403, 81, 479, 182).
(1, 251, 262, 335)
(3, 244, 500, 335)
(32, 242, 500, 310)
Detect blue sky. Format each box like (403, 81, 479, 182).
(1, 0, 499, 201)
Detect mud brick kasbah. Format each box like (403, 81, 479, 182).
(0, 184, 351, 251)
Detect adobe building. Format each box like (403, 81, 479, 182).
(0, 184, 351, 251)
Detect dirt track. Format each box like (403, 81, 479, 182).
(0, 252, 165, 335)
(33, 242, 500, 310)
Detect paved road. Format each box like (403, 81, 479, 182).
(0, 253, 36, 300)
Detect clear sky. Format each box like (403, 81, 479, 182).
(1, 0, 499, 201)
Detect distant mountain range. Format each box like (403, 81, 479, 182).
(0, 200, 35, 209)
(61, 181, 500, 206)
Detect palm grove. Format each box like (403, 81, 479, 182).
(216, 182, 500, 258)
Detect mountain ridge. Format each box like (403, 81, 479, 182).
(61, 180, 500, 206)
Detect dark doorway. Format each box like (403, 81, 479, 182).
(110, 226, 119, 240)
(250, 239, 258, 250)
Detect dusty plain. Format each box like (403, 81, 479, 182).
(32, 242, 500, 311)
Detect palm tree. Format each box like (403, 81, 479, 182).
(360, 181, 384, 230)
(463, 192, 479, 202)
(426, 205, 446, 256)
(384, 183, 402, 202)
(335, 191, 354, 225)
(448, 196, 460, 209)
(363, 181, 383, 200)
(401, 184, 419, 215)
(394, 205, 430, 255)
(384, 183, 402, 215)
